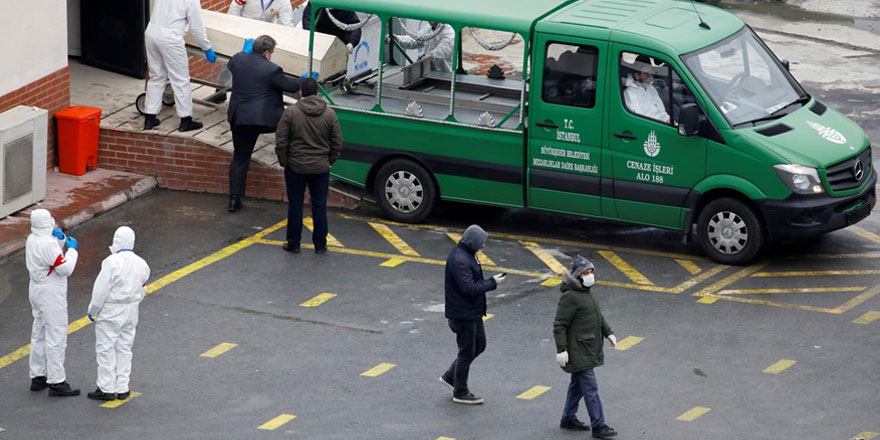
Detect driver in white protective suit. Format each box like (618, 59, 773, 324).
(26, 209, 80, 397)
(143, 0, 215, 133)
(86, 226, 151, 401)
(392, 22, 455, 72)
(623, 54, 670, 123)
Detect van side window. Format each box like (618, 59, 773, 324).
(542, 43, 598, 108)
(669, 69, 698, 125)
(620, 52, 671, 124)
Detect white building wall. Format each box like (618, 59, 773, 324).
(0, 1, 69, 95)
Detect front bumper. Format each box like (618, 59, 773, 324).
(756, 171, 877, 240)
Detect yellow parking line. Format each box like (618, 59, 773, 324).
(369, 222, 420, 256)
(753, 270, 880, 277)
(100, 391, 142, 408)
(380, 258, 406, 267)
(446, 232, 496, 265)
(521, 241, 566, 274)
(303, 216, 343, 247)
(853, 311, 880, 324)
(851, 431, 879, 440)
(516, 385, 551, 400)
(258, 414, 296, 430)
(436, 437, 456, 440)
(763, 359, 797, 374)
(200, 342, 238, 358)
(599, 251, 654, 286)
(719, 287, 866, 295)
(675, 259, 702, 275)
(831, 284, 880, 314)
(693, 264, 767, 304)
(676, 406, 711, 422)
(672, 265, 732, 294)
(482, 313, 494, 321)
(299, 293, 337, 307)
(849, 226, 880, 246)
(614, 336, 644, 351)
(361, 362, 396, 377)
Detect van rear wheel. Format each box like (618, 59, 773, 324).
(696, 198, 764, 265)
(374, 159, 436, 223)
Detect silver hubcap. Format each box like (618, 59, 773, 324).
(384, 171, 423, 213)
(707, 210, 748, 255)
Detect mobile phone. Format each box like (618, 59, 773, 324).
(499, 272, 507, 277)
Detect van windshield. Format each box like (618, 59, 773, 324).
(682, 28, 808, 128)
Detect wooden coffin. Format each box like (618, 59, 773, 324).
(185, 10, 349, 80)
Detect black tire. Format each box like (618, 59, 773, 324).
(696, 198, 764, 265)
(134, 93, 148, 115)
(373, 159, 437, 223)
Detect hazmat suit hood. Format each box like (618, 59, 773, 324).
(297, 95, 328, 117)
(30, 209, 55, 236)
(110, 226, 136, 254)
(458, 224, 488, 254)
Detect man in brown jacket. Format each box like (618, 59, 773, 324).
(275, 78, 342, 254)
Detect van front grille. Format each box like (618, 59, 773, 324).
(826, 148, 872, 192)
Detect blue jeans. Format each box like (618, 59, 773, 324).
(284, 169, 329, 249)
(562, 368, 606, 428)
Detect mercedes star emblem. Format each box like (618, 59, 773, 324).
(853, 159, 865, 181)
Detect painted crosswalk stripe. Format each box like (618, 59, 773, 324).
(300, 293, 337, 307)
(361, 362, 396, 377)
(599, 251, 653, 286)
(258, 414, 296, 430)
(675, 259, 702, 275)
(763, 359, 797, 374)
(303, 216, 343, 247)
(482, 313, 494, 321)
(369, 222, 420, 256)
(100, 391, 142, 408)
(521, 241, 565, 286)
(853, 311, 880, 324)
(447, 232, 495, 265)
(516, 385, 551, 400)
(851, 431, 879, 440)
(676, 406, 711, 422)
(200, 342, 238, 358)
(614, 336, 644, 351)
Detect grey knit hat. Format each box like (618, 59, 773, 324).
(569, 255, 595, 276)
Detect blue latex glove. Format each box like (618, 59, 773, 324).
(52, 229, 65, 240)
(66, 236, 78, 250)
(242, 38, 254, 54)
(88, 314, 95, 323)
(205, 49, 217, 63)
(300, 71, 319, 79)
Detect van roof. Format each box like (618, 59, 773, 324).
(539, 0, 745, 54)
(308, 0, 576, 34)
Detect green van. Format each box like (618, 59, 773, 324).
(306, 0, 876, 265)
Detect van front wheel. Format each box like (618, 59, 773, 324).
(696, 198, 764, 265)
(374, 159, 436, 223)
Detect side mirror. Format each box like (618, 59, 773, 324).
(781, 59, 790, 72)
(678, 103, 700, 137)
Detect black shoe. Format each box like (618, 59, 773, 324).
(228, 196, 242, 212)
(143, 114, 160, 130)
(87, 387, 116, 401)
(48, 381, 81, 397)
(116, 391, 131, 400)
(179, 116, 203, 132)
(592, 425, 617, 439)
(560, 418, 591, 431)
(30, 376, 48, 391)
(207, 90, 227, 104)
(438, 376, 454, 391)
(315, 247, 327, 254)
(282, 243, 301, 253)
(452, 392, 484, 405)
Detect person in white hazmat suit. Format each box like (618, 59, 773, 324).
(144, 0, 216, 133)
(623, 54, 670, 123)
(86, 226, 151, 401)
(392, 22, 455, 72)
(26, 209, 80, 397)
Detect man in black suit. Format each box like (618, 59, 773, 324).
(301, 5, 362, 53)
(226, 34, 301, 212)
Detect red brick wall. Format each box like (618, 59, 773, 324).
(0, 67, 71, 169)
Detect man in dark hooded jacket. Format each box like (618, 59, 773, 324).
(441, 224, 505, 405)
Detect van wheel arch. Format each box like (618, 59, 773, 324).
(690, 189, 768, 265)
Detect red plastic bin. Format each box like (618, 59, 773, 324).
(55, 106, 102, 176)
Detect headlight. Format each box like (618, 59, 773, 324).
(774, 164, 824, 194)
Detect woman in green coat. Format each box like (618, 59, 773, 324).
(553, 255, 618, 439)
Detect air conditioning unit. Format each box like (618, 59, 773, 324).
(0, 106, 48, 219)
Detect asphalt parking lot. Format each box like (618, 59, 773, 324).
(0, 189, 878, 440)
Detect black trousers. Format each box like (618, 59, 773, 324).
(229, 125, 272, 196)
(443, 319, 486, 396)
(284, 168, 330, 250)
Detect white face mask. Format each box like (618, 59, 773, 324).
(581, 273, 595, 288)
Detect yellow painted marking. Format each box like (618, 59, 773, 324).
(849, 226, 880, 246)
(482, 313, 494, 321)
(676, 406, 711, 422)
(521, 241, 566, 275)
(831, 284, 880, 314)
(719, 287, 866, 295)
(369, 222, 420, 256)
(299, 293, 337, 307)
(697, 296, 720, 304)
(599, 250, 654, 285)
(446, 232, 496, 265)
(100, 391, 142, 408)
(516, 385, 551, 400)
(361, 362, 396, 377)
(753, 270, 880, 277)
(200, 342, 238, 358)
(851, 431, 879, 440)
(436, 437, 456, 440)
(303, 216, 343, 247)
(380, 258, 406, 267)
(853, 311, 880, 324)
(675, 259, 702, 275)
(763, 359, 797, 374)
(693, 264, 766, 304)
(614, 336, 644, 351)
(258, 414, 296, 430)
(541, 277, 562, 287)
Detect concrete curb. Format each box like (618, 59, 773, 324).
(0, 176, 158, 261)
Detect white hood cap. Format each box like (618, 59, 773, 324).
(30, 209, 55, 235)
(110, 226, 136, 254)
